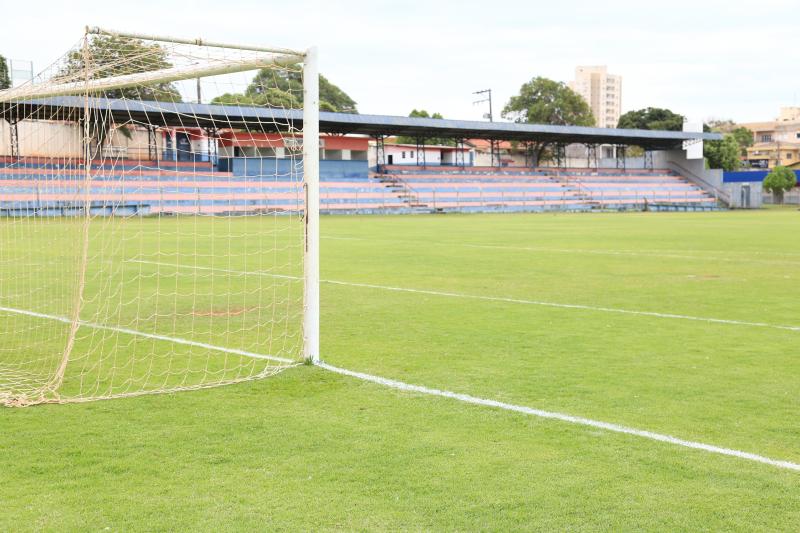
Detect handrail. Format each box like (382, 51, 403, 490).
(666, 160, 730, 206)
(375, 171, 423, 207)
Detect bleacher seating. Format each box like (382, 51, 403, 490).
(0, 158, 720, 216)
(377, 165, 720, 212)
(0, 158, 411, 215)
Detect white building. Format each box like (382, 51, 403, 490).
(569, 66, 622, 128)
(370, 142, 473, 167)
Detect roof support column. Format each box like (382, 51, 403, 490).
(554, 143, 566, 168)
(455, 139, 466, 168)
(615, 145, 627, 170)
(586, 143, 598, 170)
(490, 139, 501, 167)
(6, 118, 20, 162)
(644, 148, 654, 170)
(416, 137, 426, 168)
(147, 125, 159, 162)
(373, 135, 386, 173)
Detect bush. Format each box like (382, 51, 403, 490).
(763, 166, 797, 204)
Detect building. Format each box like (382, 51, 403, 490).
(0, 119, 369, 163)
(569, 66, 622, 128)
(741, 108, 800, 168)
(372, 142, 473, 166)
(468, 139, 523, 167)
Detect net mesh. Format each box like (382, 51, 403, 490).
(0, 30, 310, 406)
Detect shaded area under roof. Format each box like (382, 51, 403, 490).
(0, 96, 722, 150)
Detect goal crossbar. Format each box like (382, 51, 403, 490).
(0, 55, 301, 103)
(87, 26, 306, 57)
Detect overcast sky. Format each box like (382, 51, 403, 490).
(1, 0, 794, 124)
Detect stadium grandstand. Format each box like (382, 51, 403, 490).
(0, 96, 725, 216)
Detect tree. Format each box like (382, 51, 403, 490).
(730, 126, 754, 157)
(212, 88, 300, 109)
(616, 107, 684, 131)
(0, 55, 9, 90)
(705, 118, 737, 133)
(396, 109, 453, 146)
(705, 120, 753, 157)
(501, 76, 594, 164)
(58, 35, 181, 102)
(213, 70, 357, 113)
(763, 165, 797, 204)
(704, 133, 741, 171)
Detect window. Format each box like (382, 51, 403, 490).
(761, 134, 773, 142)
(402, 151, 406, 158)
(795, 132, 800, 139)
(410, 151, 414, 158)
(786, 153, 793, 160)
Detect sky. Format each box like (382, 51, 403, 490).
(0, 0, 795, 124)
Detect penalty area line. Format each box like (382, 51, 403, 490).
(318, 361, 800, 473)
(127, 259, 800, 333)
(2, 303, 798, 472)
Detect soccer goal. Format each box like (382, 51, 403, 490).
(0, 27, 319, 406)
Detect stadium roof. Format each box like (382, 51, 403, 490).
(0, 96, 722, 150)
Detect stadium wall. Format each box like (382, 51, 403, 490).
(219, 157, 369, 180)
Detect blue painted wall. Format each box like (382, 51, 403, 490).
(218, 158, 369, 181)
(723, 169, 800, 183)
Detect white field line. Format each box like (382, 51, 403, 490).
(318, 362, 800, 472)
(2, 303, 799, 472)
(0, 305, 294, 365)
(460, 243, 800, 266)
(128, 259, 800, 333)
(322, 236, 800, 267)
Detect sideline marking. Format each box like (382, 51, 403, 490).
(318, 362, 800, 473)
(2, 303, 798, 472)
(129, 259, 800, 333)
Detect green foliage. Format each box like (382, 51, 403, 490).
(731, 127, 754, 156)
(616, 107, 684, 131)
(0, 55, 10, 90)
(58, 36, 181, 102)
(396, 109, 453, 146)
(212, 88, 300, 109)
(763, 165, 797, 203)
(213, 70, 356, 113)
(704, 133, 741, 171)
(501, 77, 594, 165)
(705, 120, 753, 157)
(502, 77, 594, 127)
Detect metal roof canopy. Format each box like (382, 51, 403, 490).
(0, 96, 722, 150)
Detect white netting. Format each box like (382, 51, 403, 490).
(0, 29, 313, 406)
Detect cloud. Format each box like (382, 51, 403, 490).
(0, 0, 790, 123)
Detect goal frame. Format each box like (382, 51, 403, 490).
(0, 27, 321, 372)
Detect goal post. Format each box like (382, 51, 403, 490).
(302, 46, 320, 364)
(0, 28, 320, 405)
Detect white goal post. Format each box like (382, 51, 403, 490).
(0, 27, 320, 405)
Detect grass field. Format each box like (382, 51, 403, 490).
(2, 209, 800, 530)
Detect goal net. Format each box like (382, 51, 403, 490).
(0, 28, 319, 406)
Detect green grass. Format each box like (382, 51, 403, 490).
(2, 210, 800, 530)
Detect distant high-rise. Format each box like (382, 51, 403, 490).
(569, 66, 622, 128)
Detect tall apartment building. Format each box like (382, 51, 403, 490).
(569, 66, 622, 128)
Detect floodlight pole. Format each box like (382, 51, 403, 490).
(303, 46, 320, 364)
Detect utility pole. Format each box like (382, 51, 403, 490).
(474, 89, 498, 165)
(473, 89, 493, 121)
